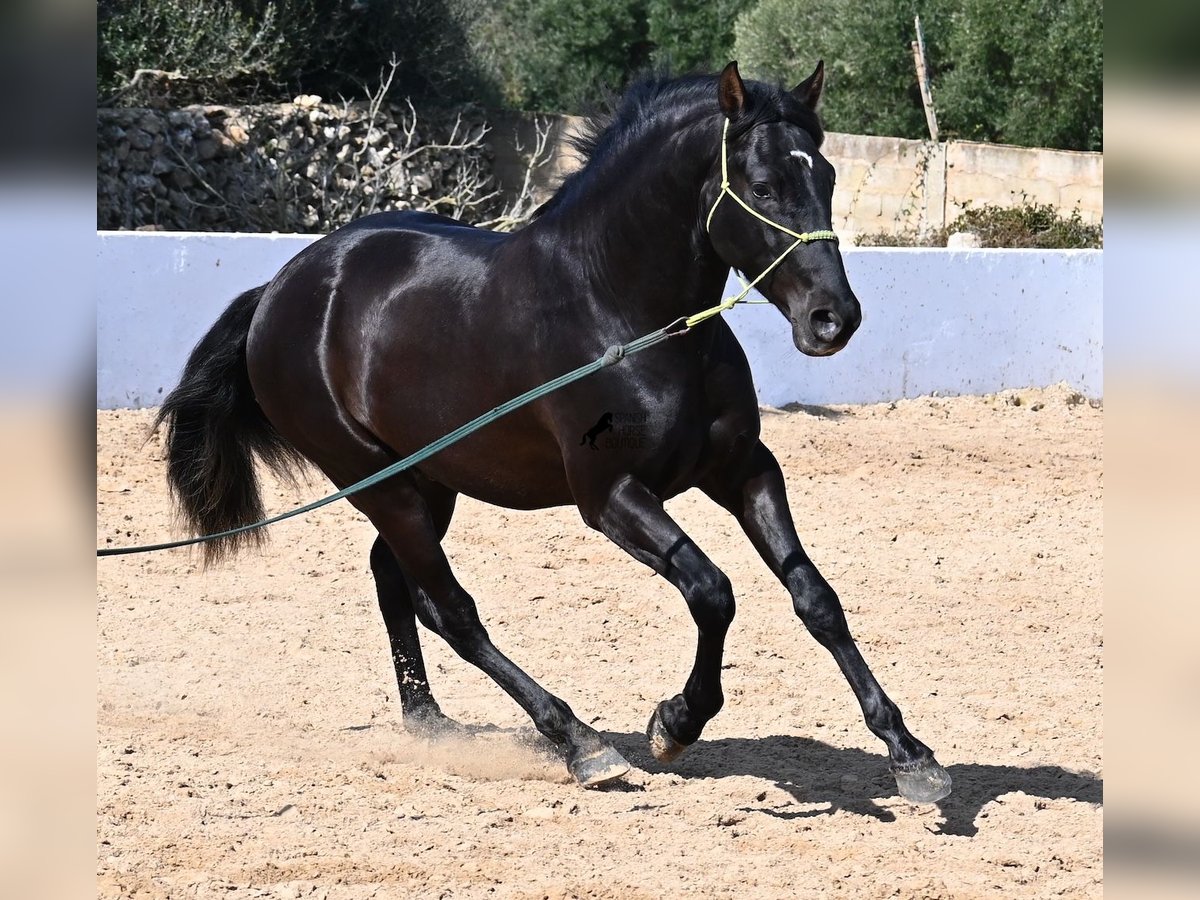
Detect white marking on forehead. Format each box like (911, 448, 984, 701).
(789, 149, 813, 167)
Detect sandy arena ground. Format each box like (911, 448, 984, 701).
(97, 387, 1102, 899)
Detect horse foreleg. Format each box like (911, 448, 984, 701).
(584, 476, 736, 762)
(701, 440, 951, 803)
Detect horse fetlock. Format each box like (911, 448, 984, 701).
(698, 594, 737, 636)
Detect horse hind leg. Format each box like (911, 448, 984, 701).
(369, 479, 459, 734)
(370, 533, 462, 736)
(356, 476, 631, 788)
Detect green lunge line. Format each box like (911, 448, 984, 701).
(99, 324, 677, 557)
(99, 119, 840, 558)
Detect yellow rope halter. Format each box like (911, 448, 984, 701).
(685, 118, 839, 329)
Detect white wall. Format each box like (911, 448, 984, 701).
(730, 248, 1102, 406)
(98, 233, 315, 409)
(96, 232, 1101, 409)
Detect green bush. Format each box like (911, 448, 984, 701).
(99, 0, 490, 106)
(733, 0, 1101, 151)
(855, 201, 1103, 248)
(936, 0, 1102, 150)
(98, 0, 291, 101)
(465, 0, 650, 112)
(946, 202, 1103, 249)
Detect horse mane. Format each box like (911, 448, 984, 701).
(533, 72, 825, 219)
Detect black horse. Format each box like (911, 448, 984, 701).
(156, 62, 951, 802)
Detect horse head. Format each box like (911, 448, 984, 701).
(704, 61, 862, 358)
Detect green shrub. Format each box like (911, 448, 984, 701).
(945, 202, 1103, 249)
(854, 201, 1103, 248)
(99, 0, 490, 106)
(98, 0, 291, 101)
(734, 0, 1101, 151)
(645, 0, 738, 72)
(465, 0, 650, 112)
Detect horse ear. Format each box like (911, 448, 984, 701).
(718, 61, 747, 118)
(792, 60, 825, 110)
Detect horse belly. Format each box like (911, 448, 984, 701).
(380, 407, 577, 510)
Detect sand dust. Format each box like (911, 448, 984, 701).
(97, 386, 1102, 898)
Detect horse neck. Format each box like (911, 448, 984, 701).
(537, 111, 731, 326)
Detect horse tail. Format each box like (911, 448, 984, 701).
(152, 285, 305, 563)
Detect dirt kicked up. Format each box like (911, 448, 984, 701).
(97, 386, 1102, 899)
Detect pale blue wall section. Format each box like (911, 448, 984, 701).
(97, 233, 1102, 409)
(97, 232, 317, 409)
(726, 249, 1102, 406)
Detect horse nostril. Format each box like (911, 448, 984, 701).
(810, 308, 842, 343)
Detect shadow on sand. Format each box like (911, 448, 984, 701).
(602, 730, 1101, 837)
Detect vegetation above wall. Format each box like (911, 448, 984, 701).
(856, 201, 1104, 249)
(99, 0, 1102, 152)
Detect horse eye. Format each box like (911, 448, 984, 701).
(750, 182, 772, 200)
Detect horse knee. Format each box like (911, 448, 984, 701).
(681, 566, 735, 634)
(792, 582, 848, 644)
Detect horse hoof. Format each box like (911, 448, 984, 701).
(893, 758, 952, 804)
(570, 746, 631, 788)
(646, 702, 687, 763)
(404, 707, 467, 740)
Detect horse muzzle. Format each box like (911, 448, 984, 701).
(791, 299, 861, 357)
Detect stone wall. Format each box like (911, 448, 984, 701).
(491, 116, 1104, 241)
(943, 140, 1104, 226)
(97, 99, 510, 233)
(818, 134, 1103, 239)
(99, 104, 1103, 239)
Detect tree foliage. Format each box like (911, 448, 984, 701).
(645, 0, 738, 73)
(99, 0, 488, 105)
(464, 0, 650, 112)
(733, 0, 1100, 150)
(98, 0, 1103, 150)
(735, 0, 950, 141)
(466, 1, 739, 112)
(936, 0, 1102, 150)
